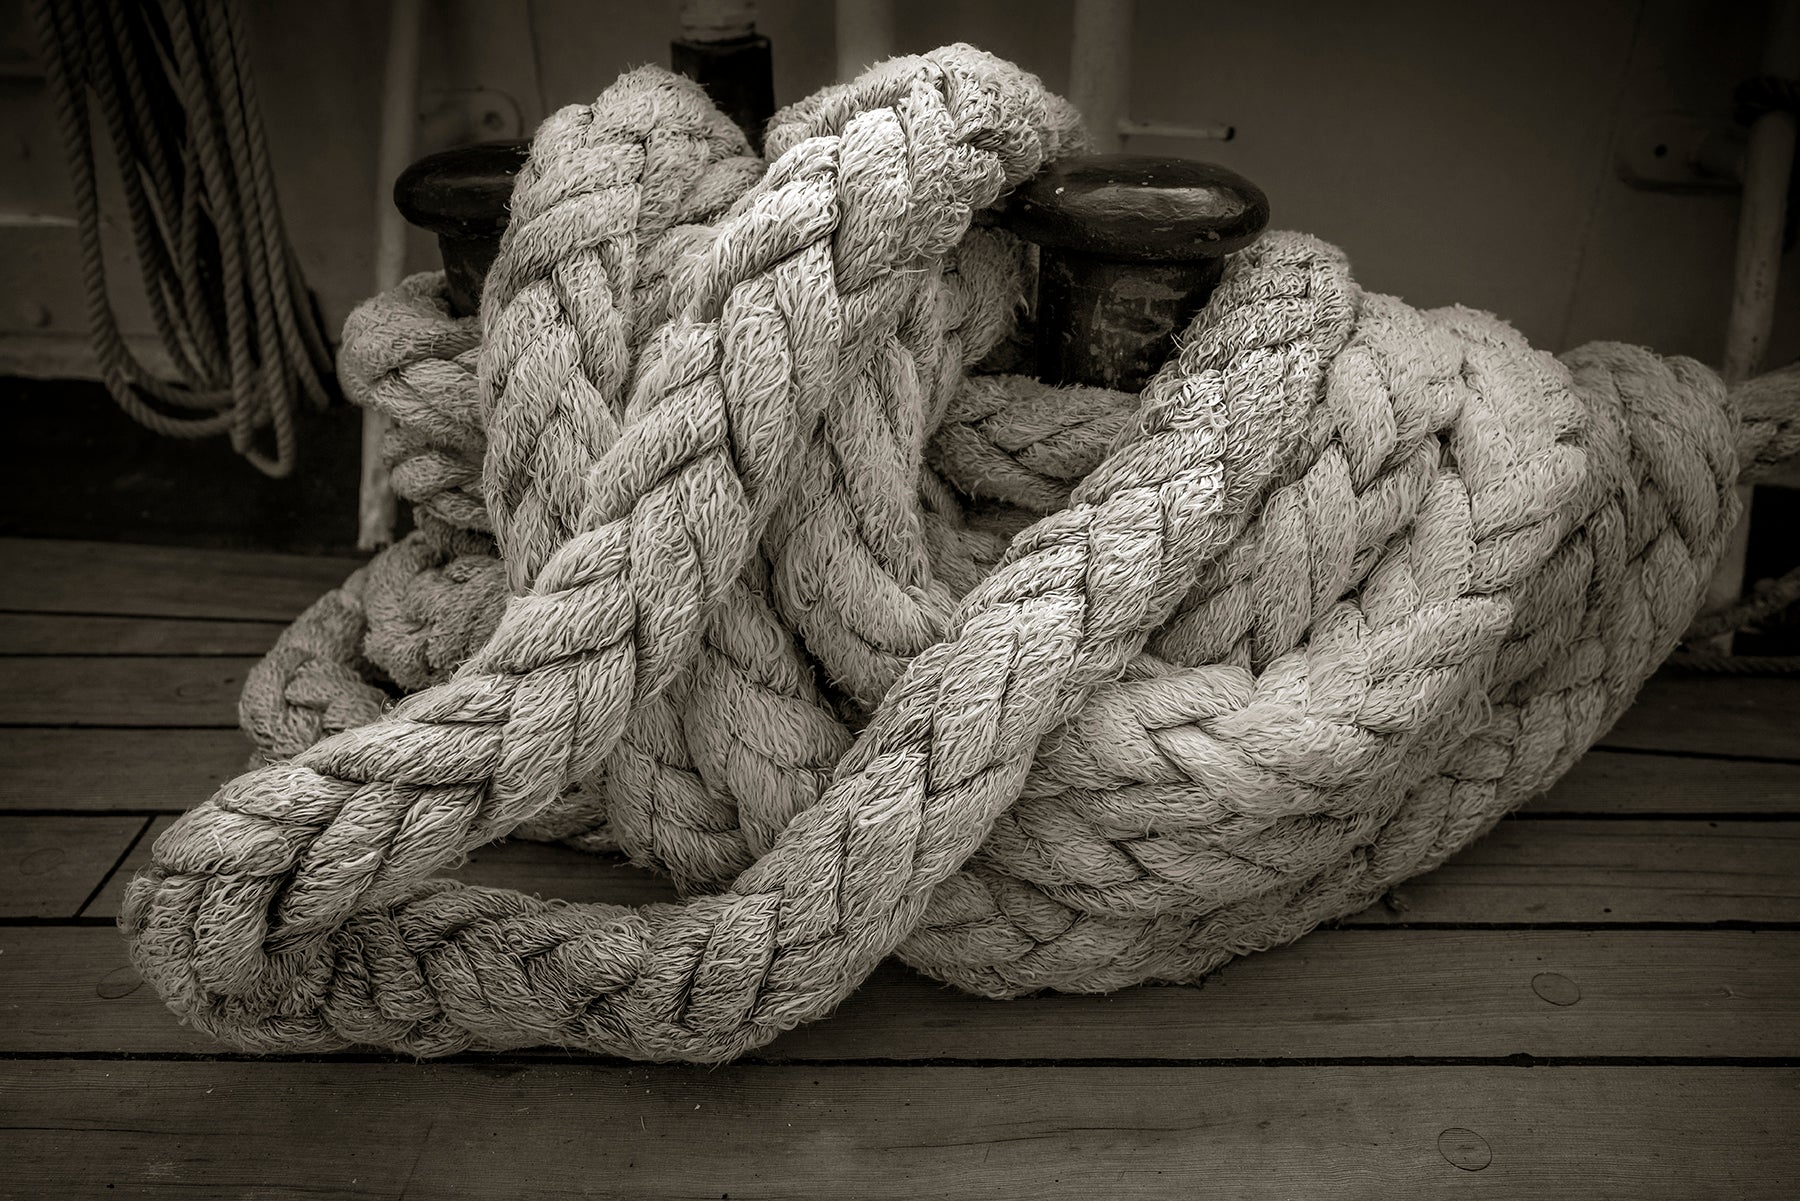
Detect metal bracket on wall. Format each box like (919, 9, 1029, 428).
(1616, 112, 1747, 191)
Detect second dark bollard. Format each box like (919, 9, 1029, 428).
(1002, 155, 1269, 392)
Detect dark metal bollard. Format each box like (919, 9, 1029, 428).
(393, 10, 776, 320)
(670, 34, 775, 154)
(392, 140, 528, 318)
(393, 147, 1270, 393)
(1002, 155, 1269, 391)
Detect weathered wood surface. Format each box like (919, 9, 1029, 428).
(0, 815, 146, 918)
(5, 925, 1792, 1060)
(0, 537, 361, 620)
(0, 730, 252, 811)
(0, 613, 284, 656)
(0, 656, 254, 726)
(1603, 672, 1800, 760)
(5, 538, 1798, 1200)
(0, 1062, 1793, 1200)
(1535, 749, 1800, 813)
(1358, 819, 1800, 924)
(76, 814, 1800, 924)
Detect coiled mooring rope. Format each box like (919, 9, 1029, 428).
(32, 0, 335, 477)
(124, 48, 1800, 1062)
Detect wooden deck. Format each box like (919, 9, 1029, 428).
(0, 536, 1796, 1199)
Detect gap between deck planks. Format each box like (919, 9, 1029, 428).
(0, 1062, 1794, 1201)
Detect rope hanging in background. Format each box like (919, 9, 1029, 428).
(121, 48, 1800, 1063)
(31, 0, 336, 478)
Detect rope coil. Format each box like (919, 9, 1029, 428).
(126, 47, 1800, 1062)
(32, 0, 336, 477)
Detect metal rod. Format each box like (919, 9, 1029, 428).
(358, 0, 423, 551)
(1700, 0, 1800, 646)
(1068, 0, 1133, 154)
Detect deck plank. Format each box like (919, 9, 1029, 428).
(0, 730, 252, 811)
(6, 728, 1794, 817)
(2, 659, 1788, 761)
(0, 815, 146, 918)
(0, 537, 360, 621)
(6, 925, 1793, 1061)
(81, 815, 1800, 925)
(1534, 750, 1800, 814)
(0, 580, 1790, 763)
(0, 1061, 1792, 1200)
(1361, 819, 1800, 924)
(1600, 673, 1800, 760)
(0, 614, 284, 656)
(0, 657, 253, 727)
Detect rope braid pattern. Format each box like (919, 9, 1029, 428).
(128, 48, 1794, 1061)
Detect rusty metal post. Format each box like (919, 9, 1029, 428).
(1002, 155, 1269, 392)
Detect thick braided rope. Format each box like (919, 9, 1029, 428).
(238, 233, 1761, 992)
(130, 48, 1793, 1061)
(124, 48, 1118, 1060)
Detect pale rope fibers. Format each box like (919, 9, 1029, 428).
(32, 0, 335, 477)
(125, 48, 1800, 1062)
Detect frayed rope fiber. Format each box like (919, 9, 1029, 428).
(124, 46, 1800, 1063)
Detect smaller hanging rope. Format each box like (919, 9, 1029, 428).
(31, 0, 336, 477)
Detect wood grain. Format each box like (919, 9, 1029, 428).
(0, 815, 146, 918)
(80, 814, 1800, 925)
(1361, 820, 1800, 924)
(0, 657, 253, 726)
(1599, 673, 1800, 760)
(0, 538, 361, 621)
(0, 730, 252, 811)
(1536, 749, 1800, 814)
(0, 614, 283, 656)
(0, 1061, 1792, 1199)
(6, 925, 1793, 1060)
(7, 727, 1793, 817)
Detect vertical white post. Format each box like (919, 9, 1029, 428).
(1701, 0, 1800, 645)
(835, 0, 894, 80)
(1068, 0, 1133, 153)
(358, 0, 424, 551)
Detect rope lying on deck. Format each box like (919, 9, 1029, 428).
(123, 47, 1800, 1062)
